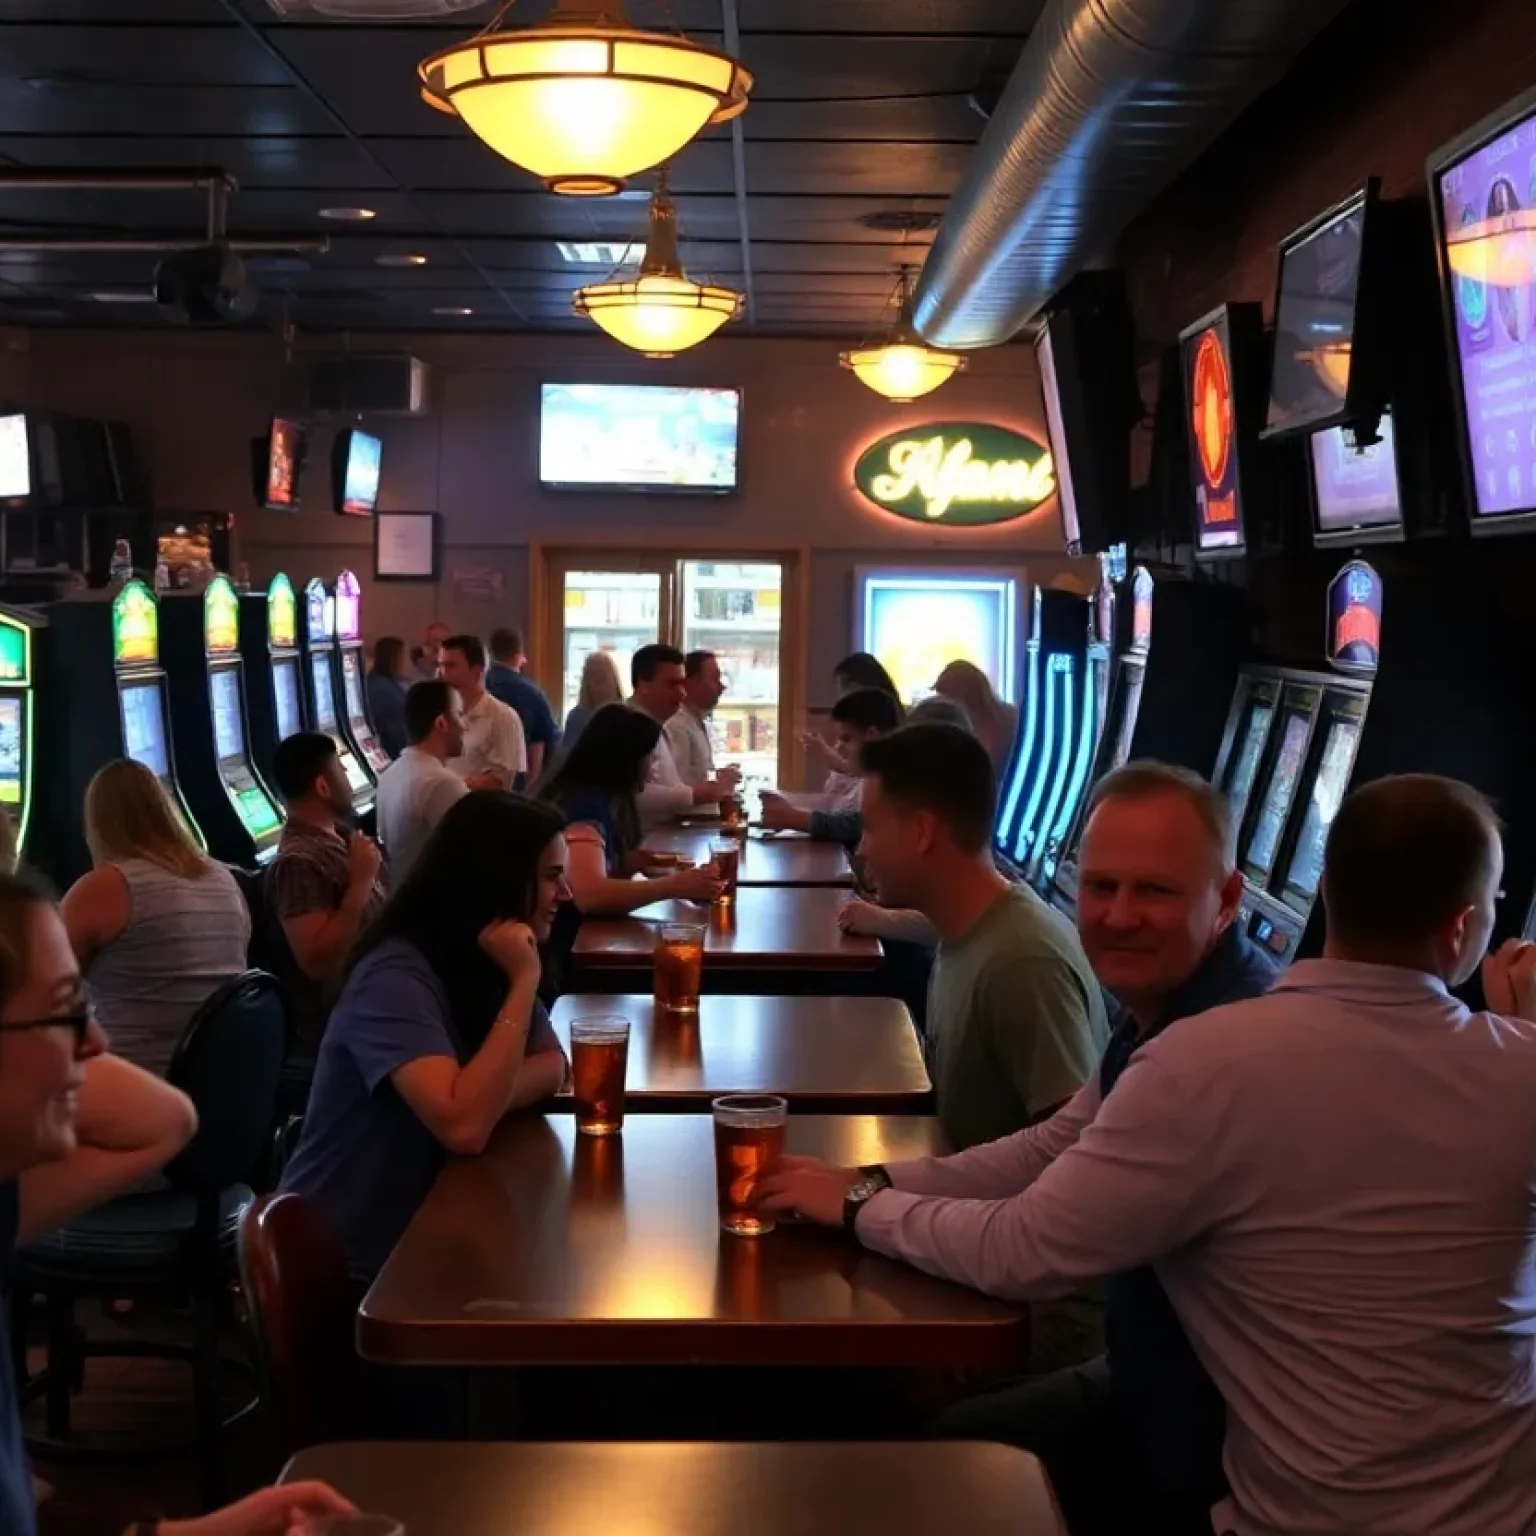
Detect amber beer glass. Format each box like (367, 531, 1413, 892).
(709, 836, 740, 905)
(713, 1094, 788, 1236)
(569, 1016, 630, 1136)
(720, 794, 746, 833)
(654, 922, 705, 1014)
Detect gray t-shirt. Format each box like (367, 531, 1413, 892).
(926, 883, 1110, 1151)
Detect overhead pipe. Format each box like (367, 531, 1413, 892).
(0, 237, 330, 254)
(913, 0, 1358, 348)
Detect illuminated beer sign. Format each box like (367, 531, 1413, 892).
(1180, 308, 1251, 558)
(853, 423, 1055, 526)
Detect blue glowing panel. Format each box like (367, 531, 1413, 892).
(858, 570, 1020, 704)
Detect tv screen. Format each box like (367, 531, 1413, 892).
(1036, 325, 1082, 551)
(252, 417, 306, 512)
(332, 429, 382, 516)
(1182, 311, 1249, 556)
(540, 383, 740, 492)
(0, 414, 30, 501)
(120, 681, 170, 779)
(1266, 191, 1369, 437)
(1310, 409, 1404, 544)
(210, 667, 245, 763)
(1430, 89, 1536, 529)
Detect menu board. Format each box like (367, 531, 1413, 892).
(1246, 711, 1311, 876)
(1435, 102, 1536, 520)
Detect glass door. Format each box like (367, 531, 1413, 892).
(679, 561, 782, 791)
(559, 567, 668, 718)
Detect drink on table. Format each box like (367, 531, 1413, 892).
(720, 795, 746, 833)
(713, 1094, 788, 1237)
(654, 922, 705, 1014)
(569, 1015, 631, 1136)
(709, 836, 740, 905)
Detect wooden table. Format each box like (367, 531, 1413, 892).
(549, 995, 931, 1114)
(646, 826, 854, 887)
(282, 1441, 1066, 1536)
(359, 1115, 1026, 1369)
(572, 887, 880, 972)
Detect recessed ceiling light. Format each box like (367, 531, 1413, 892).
(432, 306, 473, 316)
(319, 206, 377, 222)
(556, 240, 644, 266)
(86, 290, 157, 304)
(375, 253, 428, 268)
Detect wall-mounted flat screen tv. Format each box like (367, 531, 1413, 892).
(1429, 83, 1536, 536)
(539, 383, 740, 493)
(331, 428, 382, 516)
(1309, 408, 1404, 548)
(251, 417, 307, 512)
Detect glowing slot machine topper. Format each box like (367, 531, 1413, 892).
(203, 575, 240, 655)
(1325, 560, 1383, 676)
(112, 580, 159, 667)
(268, 573, 297, 650)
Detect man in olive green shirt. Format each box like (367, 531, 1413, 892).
(857, 723, 1109, 1151)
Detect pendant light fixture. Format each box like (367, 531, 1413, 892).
(840, 266, 966, 403)
(419, 0, 753, 198)
(572, 171, 743, 356)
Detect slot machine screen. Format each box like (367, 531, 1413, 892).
(1430, 92, 1536, 529)
(1223, 698, 1276, 845)
(0, 696, 22, 805)
(210, 668, 246, 764)
(342, 650, 367, 724)
(234, 786, 281, 838)
(1283, 716, 1361, 903)
(1310, 410, 1404, 542)
(120, 682, 170, 779)
(1244, 709, 1312, 881)
(310, 655, 337, 731)
(273, 658, 302, 742)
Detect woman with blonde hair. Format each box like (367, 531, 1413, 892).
(60, 759, 250, 1078)
(561, 648, 625, 750)
(933, 659, 1020, 779)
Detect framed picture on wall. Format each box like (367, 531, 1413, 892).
(374, 510, 439, 582)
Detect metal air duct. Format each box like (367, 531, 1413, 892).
(913, 0, 1358, 348)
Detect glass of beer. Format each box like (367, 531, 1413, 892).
(569, 1015, 630, 1136)
(713, 1094, 788, 1237)
(720, 795, 745, 833)
(654, 922, 705, 1014)
(709, 836, 740, 905)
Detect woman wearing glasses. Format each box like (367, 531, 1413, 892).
(0, 870, 352, 1535)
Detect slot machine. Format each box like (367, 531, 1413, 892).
(330, 570, 391, 779)
(301, 576, 374, 816)
(0, 605, 46, 867)
(1049, 566, 1248, 915)
(162, 575, 285, 868)
(240, 573, 305, 798)
(993, 585, 1090, 878)
(48, 580, 204, 885)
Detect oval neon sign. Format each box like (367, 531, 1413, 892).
(853, 423, 1056, 526)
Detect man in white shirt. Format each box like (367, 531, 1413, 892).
(439, 634, 527, 790)
(664, 649, 725, 787)
(374, 679, 468, 884)
(630, 642, 737, 824)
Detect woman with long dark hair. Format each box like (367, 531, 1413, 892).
(540, 704, 720, 972)
(280, 792, 570, 1280)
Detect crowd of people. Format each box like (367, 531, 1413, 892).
(5, 615, 1536, 1536)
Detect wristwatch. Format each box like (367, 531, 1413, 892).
(842, 1163, 892, 1232)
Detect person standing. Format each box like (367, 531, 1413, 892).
(485, 626, 560, 788)
(439, 634, 527, 792)
(665, 649, 726, 788)
(373, 680, 468, 885)
(267, 731, 388, 1047)
(563, 650, 625, 751)
(761, 773, 1536, 1536)
(934, 659, 1020, 780)
(413, 619, 450, 680)
(365, 636, 412, 760)
(629, 643, 737, 823)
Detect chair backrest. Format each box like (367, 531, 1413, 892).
(164, 969, 288, 1193)
(237, 1192, 366, 1454)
